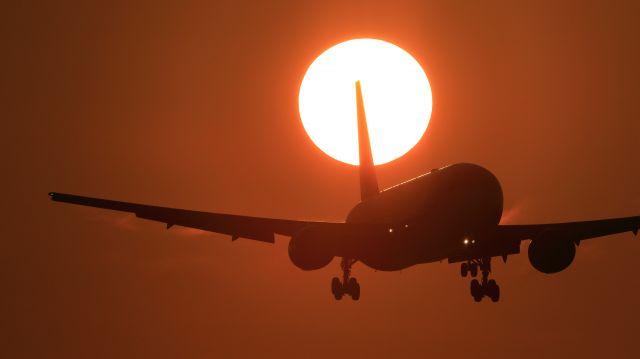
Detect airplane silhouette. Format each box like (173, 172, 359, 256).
(49, 81, 639, 302)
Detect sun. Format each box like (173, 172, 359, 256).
(298, 38, 432, 166)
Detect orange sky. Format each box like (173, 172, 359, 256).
(3, 1, 640, 358)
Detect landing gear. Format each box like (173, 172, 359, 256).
(331, 258, 360, 300)
(464, 257, 500, 302)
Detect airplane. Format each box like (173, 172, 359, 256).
(49, 80, 640, 302)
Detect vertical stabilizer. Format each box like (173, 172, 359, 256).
(356, 80, 379, 201)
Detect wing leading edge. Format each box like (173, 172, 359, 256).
(48, 192, 340, 243)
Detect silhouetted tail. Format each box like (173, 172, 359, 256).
(356, 81, 379, 201)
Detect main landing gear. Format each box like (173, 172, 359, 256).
(461, 257, 500, 302)
(331, 258, 360, 300)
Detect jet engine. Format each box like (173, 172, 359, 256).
(528, 232, 576, 274)
(288, 226, 335, 270)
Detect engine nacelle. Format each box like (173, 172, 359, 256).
(528, 232, 576, 274)
(288, 226, 335, 271)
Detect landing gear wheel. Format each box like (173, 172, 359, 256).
(487, 279, 500, 302)
(347, 278, 361, 300)
(470, 279, 483, 302)
(331, 277, 343, 300)
(461, 263, 469, 277)
(470, 263, 478, 277)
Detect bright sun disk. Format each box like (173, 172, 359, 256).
(298, 38, 432, 165)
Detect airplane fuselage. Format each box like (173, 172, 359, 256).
(344, 163, 504, 271)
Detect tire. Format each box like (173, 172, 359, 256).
(487, 280, 500, 302)
(461, 263, 469, 277)
(470, 279, 482, 302)
(470, 264, 478, 277)
(331, 277, 343, 300)
(352, 281, 361, 301)
(347, 278, 360, 300)
(491, 285, 500, 302)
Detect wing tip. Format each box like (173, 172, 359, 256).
(49, 192, 66, 202)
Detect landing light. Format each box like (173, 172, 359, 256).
(389, 228, 394, 233)
(463, 238, 469, 245)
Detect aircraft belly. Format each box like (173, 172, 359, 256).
(354, 227, 461, 271)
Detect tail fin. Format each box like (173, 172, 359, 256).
(356, 80, 379, 201)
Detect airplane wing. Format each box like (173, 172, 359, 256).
(496, 216, 640, 244)
(448, 216, 639, 263)
(48, 192, 340, 243)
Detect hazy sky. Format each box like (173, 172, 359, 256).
(4, 1, 640, 358)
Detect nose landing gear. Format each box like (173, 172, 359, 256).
(462, 257, 500, 302)
(331, 258, 360, 300)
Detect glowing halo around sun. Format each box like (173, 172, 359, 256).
(298, 38, 432, 165)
